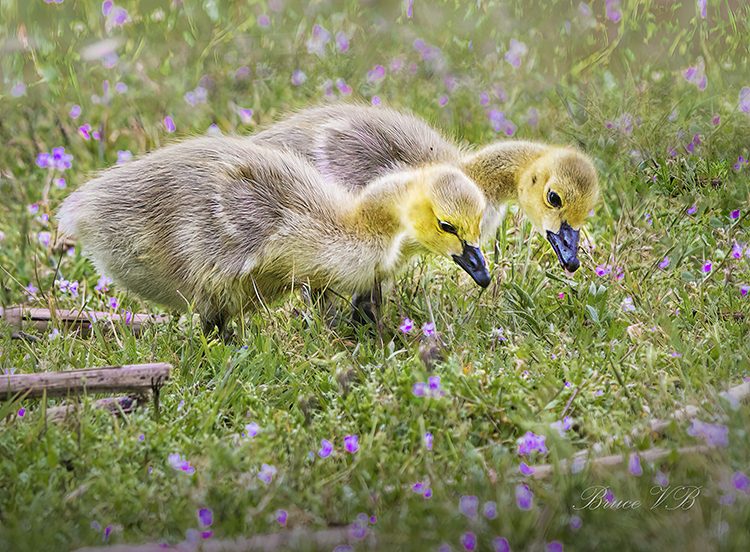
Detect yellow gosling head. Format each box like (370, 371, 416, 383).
(516, 148, 600, 272)
(407, 166, 491, 288)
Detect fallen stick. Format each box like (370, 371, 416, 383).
(1, 363, 171, 400)
(46, 395, 142, 422)
(72, 527, 376, 552)
(0, 306, 167, 337)
(530, 445, 712, 480)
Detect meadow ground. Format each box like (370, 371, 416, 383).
(1, 1, 749, 551)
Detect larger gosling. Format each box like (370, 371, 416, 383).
(252, 103, 601, 272)
(57, 137, 490, 335)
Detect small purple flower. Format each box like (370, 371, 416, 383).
(291, 70, 306, 85)
(115, 82, 127, 93)
(622, 297, 635, 313)
(168, 453, 195, 475)
(595, 264, 612, 276)
(683, 59, 707, 90)
(687, 204, 698, 215)
(719, 493, 736, 506)
(399, 318, 413, 333)
(697, 0, 707, 18)
(138, 434, 145, 441)
(198, 508, 213, 527)
(423, 432, 433, 450)
(257, 14, 270, 27)
(335, 78, 352, 96)
(24, 283, 38, 297)
(439, 95, 448, 106)
(102, 51, 118, 68)
(344, 435, 359, 453)
(38, 231, 51, 246)
(659, 256, 670, 269)
(404, 0, 414, 18)
(112, 7, 128, 25)
(493, 538, 510, 552)
(460, 533, 476, 552)
(108, 296, 119, 309)
(550, 416, 572, 437)
(606, 0, 622, 22)
(103, 525, 113, 542)
(116, 150, 132, 163)
(427, 376, 446, 398)
(505, 38, 527, 68)
(739, 87, 750, 112)
(732, 471, 749, 494)
(306, 25, 331, 57)
(671, 352, 683, 358)
(335, 31, 349, 52)
(422, 322, 436, 336)
(95, 275, 113, 293)
(517, 431, 547, 455)
(741, 284, 749, 297)
(10, 83, 26, 97)
(372, 96, 381, 106)
(257, 463, 277, 483)
(102, 0, 113, 16)
(667, 109, 678, 122)
(18, 408, 26, 417)
(711, 114, 720, 125)
(318, 439, 333, 458)
(546, 542, 563, 552)
(91, 520, 101, 531)
(164, 117, 175, 133)
(276, 509, 287, 525)
(238, 108, 253, 124)
(570, 515, 582, 530)
(367, 65, 386, 83)
(413, 382, 428, 397)
(703, 261, 712, 273)
(730, 209, 740, 220)
(479, 92, 489, 106)
(391, 58, 404, 72)
(78, 124, 92, 140)
(54, 178, 67, 189)
(516, 483, 533, 510)
(69, 105, 82, 118)
(687, 420, 729, 447)
(483, 501, 497, 519)
(413, 38, 425, 51)
(458, 495, 478, 519)
(244, 422, 260, 437)
(629, 453, 642, 476)
(51, 147, 73, 170)
(520, 461, 534, 475)
(654, 471, 669, 486)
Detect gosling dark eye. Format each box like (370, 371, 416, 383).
(438, 221, 457, 235)
(547, 190, 562, 208)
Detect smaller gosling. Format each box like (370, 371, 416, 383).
(57, 137, 490, 336)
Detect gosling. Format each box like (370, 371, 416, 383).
(252, 103, 601, 272)
(56, 137, 490, 336)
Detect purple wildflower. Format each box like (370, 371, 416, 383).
(112, 7, 128, 25)
(257, 15, 270, 27)
(412, 382, 428, 397)
(78, 124, 92, 140)
(520, 461, 534, 475)
(291, 70, 306, 85)
(712, 115, 720, 125)
(505, 39, 527, 68)
(629, 454, 643, 476)
(683, 59, 707, 90)
(276, 509, 287, 525)
(102, 0, 113, 16)
(367, 65, 386, 83)
(244, 422, 260, 437)
(102, 51, 118, 68)
(198, 508, 213, 528)
(423, 433, 433, 450)
(741, 284, 749, 297)
(740, 87, 750, 112)
(483, 501, 497, 519)
(439, 95, 448, 106)
(687, 420, 729, 447)
(108, 296, 119, 309)
(606, 0, 622, 22)
(687, 204, 698, 215)
(318, 439, 333, 458)
(18, 408, 26, 417)
(697, 0, 707, 18)
(335, 78, 352, 96)
(596, 264, 612, 276)
(703, 261, 712, 273)
(344, 435, 359, 453)
(391, 58, 404, 72)
(115, 82, 127, 93)
(95, 275, 113, 293)
(516, 483, 533, 510)
(493, 537, 510, 552)
(116, 150, 132, 163)
(422, 322, 436, 336)
(24, 283, 38, 297)
(730, 209, 740, 220)
(479, 92, 489, 106)
(654, 472, 669, 486)
(335, 31, 349, 52)
(458, 495, 478, 519)
(550, 416, 572, 437)
(427, 376, 446, 397)
(70, 105, 81, 118)
(413, 38, 425, 51)
(168, 453, 195, 475)
(570, 515, 582, 530)
(404, 0, 414, 18)
(547, 542, 563, 552)
(372, 96, 381, 106)
(257, 463, 277, 483)
(399, 318, 413, 333)
(239, 108, 253, 124)
(164, 117, 175, 133)
(622, 297, 636, 313)
(306, 25, 331, 56)
(38, 232, 51, 246)
(732, 472, 749, 494)
(460, 533, 476, 552)
(517, 431, 547, 455)
(659, 256, 670, 269)
(91, 521, 101, 531)
(10, 83, 25, 97)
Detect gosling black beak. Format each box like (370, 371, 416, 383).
(546, 221, 581, 272)
(452, 244, 491, 288)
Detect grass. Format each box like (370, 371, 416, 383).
(1, 0, 750, 550)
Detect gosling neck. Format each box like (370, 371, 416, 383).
(346, 170, 417, 241)
(460, 141, 550, 205)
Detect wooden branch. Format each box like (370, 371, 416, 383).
(46, 395, 142, 423)
(530, 445, 711, 480)
(71, 527, 375, 552)
(0, 306, 167, 337)
(1, 364, 171, 400)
